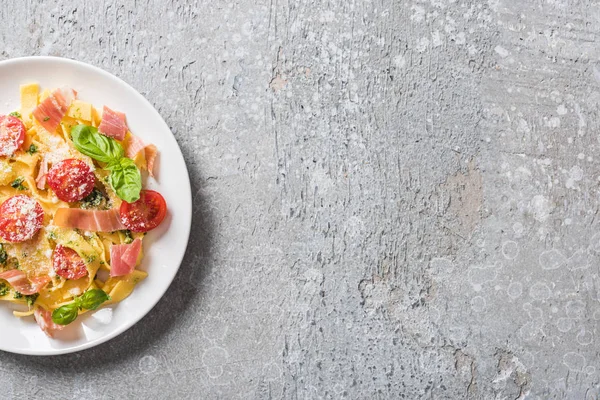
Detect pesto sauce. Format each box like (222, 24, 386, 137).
(0, 244, 6, 265)
(0, 283, 8, 297)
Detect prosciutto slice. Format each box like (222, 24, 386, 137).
(144, 144, 157, 178)
(36, 155, 48, 189)
(32, 88, 75, 133)
(125, 134, 158, 177)
(125, 133, 146, 158)
(53, 208, 125, 232)
(98, 106, 127, 141)
(0, 270, 50, 295)
(110, 238, 142, 277)
(34, 308, 65, 338)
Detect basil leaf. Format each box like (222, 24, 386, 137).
(108, 158, 142, 203)
(71, 125, 124, 163)
(79, 289, 110, 310)
(71, 125, 142, 203)
(52, 303, 79, 325)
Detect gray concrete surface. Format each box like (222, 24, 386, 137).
(0, 0, 599, 398)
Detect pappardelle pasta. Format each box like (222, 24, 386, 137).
(0, 83, 167, 337)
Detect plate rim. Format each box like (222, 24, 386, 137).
(0, 56, 192, 356)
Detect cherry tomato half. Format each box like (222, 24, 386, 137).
(119, 190, 167, 232)
(0, 115, 25, 156)
(52, 245, 88, 280)
(47, 159, 95, 202)
(0, 195, 44, 243)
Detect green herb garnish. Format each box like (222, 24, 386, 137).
(52, 303, 78, 325)
(0, 283, 8, 297)
(123, 230, 134, 244)
(25, 293, 39, 307)
(0, 244, 6, 265)
(106, 158, 142, 203)
(13, 292, 22, 299)
(78, 289, 110, 310)
(51, 289, 110, 325)
(10, 177, 26, 190)
(9, 111, 21, 118)
(26, 144, 38, 155)
(71, 125, 141, 202)
(43, 116, 50, 121)
(71, 125, 124, 163)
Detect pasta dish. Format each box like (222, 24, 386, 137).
(0, 84, 167, 337)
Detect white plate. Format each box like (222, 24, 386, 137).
(0, 56, 192, 355)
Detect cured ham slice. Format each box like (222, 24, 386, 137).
(144, 144, 157, 178)
(32, 88, 75, 133)
(110, 238, 141, 277)
(121, 238, 142, 267)
(0, 270, 50, 295)
(34, 308, 65, 338)
(54, 208, 125, 232)
(98, 106, 127, 141)
(36, 155, 48, 189)
(109, 244, 125, 276)
(125, 134, 158, 177)
(125, 133, 145, 158)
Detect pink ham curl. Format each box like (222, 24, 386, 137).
(36, 155, 48, 189)
(144, 144, 157, 178)
(34, 307, 65, 338)
(53, 208, 125, 232)
(125, 133, 158, 177)
(110, 238, 142, 277)
(98, 106, 128, 141)
(32, 88, 76, 133)
(125, 133, 145, 158)
(0, 270, 50, 295)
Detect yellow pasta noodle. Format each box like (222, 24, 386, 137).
(19, 83, 39, 124)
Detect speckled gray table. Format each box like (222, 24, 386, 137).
(1, 0, 599, 398)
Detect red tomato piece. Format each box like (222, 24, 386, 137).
(47, 159, 95, 202)
(120, 190, 167, 232)
(52, 245, 88, 280)
(0, 115, 26, 156)
(0, 195, 44, 242)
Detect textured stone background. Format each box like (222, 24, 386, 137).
(0, 0, 599, 398)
